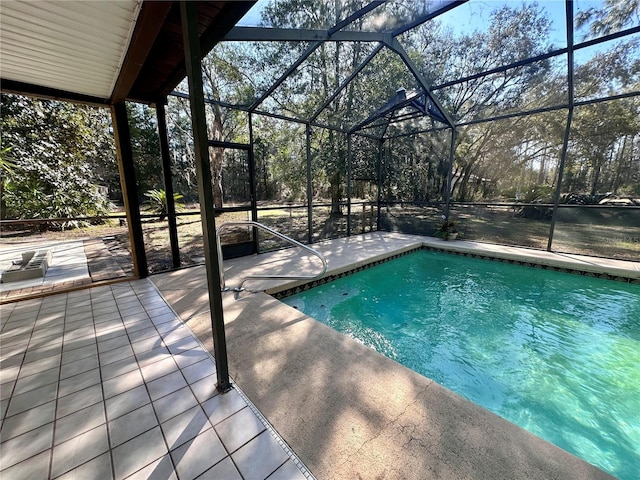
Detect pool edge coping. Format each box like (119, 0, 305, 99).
(268, 237, 640, 298)
(152, 234, 623, 480)
(256, 236, 632, 479)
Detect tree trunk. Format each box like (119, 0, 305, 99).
(458, 167, 474, 202)
(262, 158, 269, 200)
(329, 170, 342, 215)
(537, 147, 547, 184)
(449, 164, 461, 200)
(590, 154, 604, 197)
(0, 177, 5, 220)
(611, 136, 628, 194)
(206, 103, 225, 208)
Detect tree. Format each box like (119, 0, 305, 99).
(165, 0, 639, 218)
(258, 0, 413, 214)
(166, 95, 197, 201)
(566, 37, 640, 196)
(569, 99, 639, 195)
(402, 4, 556, 202)
(167, 45, 259, 208)
(1, 94, 115, 227)
(253, 117, 306, 202)
(576, 0, 640, 38)
(127, 103, 163, 197)
(0, 144, 18, 220)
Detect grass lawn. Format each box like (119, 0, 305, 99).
(2, 204, 637, 276)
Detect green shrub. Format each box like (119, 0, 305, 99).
(144, 189, 184, 220)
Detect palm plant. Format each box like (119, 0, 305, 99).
(144, 189, 184, 221)
(435, 215, 459, 240)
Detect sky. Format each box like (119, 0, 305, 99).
(234, 0, 635, 72)
(237, 0, 611, 48)
(437, 0, 568, 47)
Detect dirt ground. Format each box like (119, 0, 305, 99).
(1, 204, 638, 277)
(380, 204, 639, 262)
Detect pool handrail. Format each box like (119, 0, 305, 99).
(216, 221, 327, 292)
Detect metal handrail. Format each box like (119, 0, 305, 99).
(216, 221, 327, 292)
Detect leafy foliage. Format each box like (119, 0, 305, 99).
(127, 103, 163, 196)
(435, 216, 459, 239)
(144, 189, 184, 220)
(0, 144, 17, 174)
(1, 94, 115, 227)
(561, 192, 611, 205)
(512, 184, 555, 220)
(6, 1, 635, 234)
(575, 0, 640, 38)
(145, 0, 640, 258)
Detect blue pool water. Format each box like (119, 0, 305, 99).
(282, 250, 640, 479)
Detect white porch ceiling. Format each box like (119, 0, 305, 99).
(0, 0, 141, 99)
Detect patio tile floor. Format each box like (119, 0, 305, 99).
(0, 280, 312, 479)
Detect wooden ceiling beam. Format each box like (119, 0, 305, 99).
(110, 1, 172, 104)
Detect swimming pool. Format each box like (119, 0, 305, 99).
(282, 249, 640, 480)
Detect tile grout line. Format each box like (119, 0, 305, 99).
(99, 281, 153, 480)
(50, 289, 105, 479)
(147, 278, 317, 480)
(2, 278, 315, 479)
(3, 301, 42, 407)
(1, 297, 43, 427)
(231, 379, 317, 480)
(125, 280, 181, 480)
(0, 296, 48, 475)
(264, 459, 291, 480)
(138, 280, 261, 479)
(132, 279, 252, 480)
(93, 282, 174, 479)
(108, 282, 140, 480)
(94, 284, 118, 480)
(47, 291, 68, 480)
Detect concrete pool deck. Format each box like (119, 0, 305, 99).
(153, 232, 636, 479)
